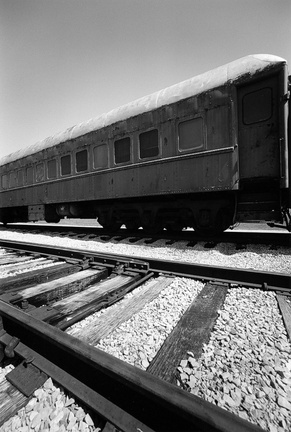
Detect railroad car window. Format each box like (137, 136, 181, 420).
(1, 175, 8, 189)
(93, 144, 108, 169)
(17, 170, 24, 186)
(242, 87, 272, 125)
(61, 155, 71, 176)
(47, 159, 57, 179)
(139, 129, 159, 159)
(26, 167, 33, 184)
(178, 117, 204, 151)
(36, 163, 45, 182)
(9, 172, 17, 188)
(114, 137, 131, 164)
(76, 149, 88, 172)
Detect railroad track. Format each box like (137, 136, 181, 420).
(0, 239, 290, 431)
(2, 222, 290, 247)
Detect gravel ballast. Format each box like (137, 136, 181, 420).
(0, 228, 290, 274)
(177, 288, 291, 432)
(0, 371, 103, 432)
(95, 278, 203, 368)
(0, 228, 290, 432)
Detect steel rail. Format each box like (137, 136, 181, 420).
(0, 239, 150, 273)
(145, 258, 291, 292)
(0, 239, 290, 292)
(0, 300, 264, 432)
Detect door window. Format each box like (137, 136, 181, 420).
(242, 88, 272, 125)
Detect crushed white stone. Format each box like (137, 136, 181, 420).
(95, 278, 203, 368)
(177, 288, 291, 432)
(0, 228, 289, 274)
(0, 228, 290, 432)
(0, 373, 103, 432)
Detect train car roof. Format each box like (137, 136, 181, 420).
(0, 54, 287, 167)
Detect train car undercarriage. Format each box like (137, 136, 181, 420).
(1, 188, 289, 235)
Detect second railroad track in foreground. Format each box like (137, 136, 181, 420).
(0, 238, 290, 432)
(3, 221, 291, 248)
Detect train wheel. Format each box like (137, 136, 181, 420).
(165, 223, 184, 232)
(45, 206, 61, 223)
(98, 213, 122, 232)
(194, 208, 232, 236)
(99, 220, 122, 232)
(142, 222, 163, 234)
(45, 217, 61, 223)
(194, 226, 217, 236)
(104, 223, 121, 232)
(125, 222, 140, 231)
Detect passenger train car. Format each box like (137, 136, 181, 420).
(0, 54, 290, 234)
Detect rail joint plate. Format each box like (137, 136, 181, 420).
(6, 360, 48, 397)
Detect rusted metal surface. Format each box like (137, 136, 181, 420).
(6, 361, 48, 397)
(0, 147, 237, 209)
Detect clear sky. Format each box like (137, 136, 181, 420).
(1, 0, 291, 160)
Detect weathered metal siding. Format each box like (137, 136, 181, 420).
(0, 149, 237, 208)
(0, 81, 239, 208)
(45, 150, 236, 201)
(206, 105, 230, 150)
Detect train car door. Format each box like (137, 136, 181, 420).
(237, 75, 280, 183)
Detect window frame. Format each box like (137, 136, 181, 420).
(60, 154, 72, 177)
(35, 162, 45, 183)
(242, 87, 273, 125)
(26, 166, 34, 185)
(113, 136, 132, 165)
(1, 174, 8, 190)
(75, 148, 89, 173)
(138, 128, 160, 160)
(17, 169, 25, 187)
(47, 158, 57, 180)
(93, 143, 109, 170)
(9, 171, 17, 188)
(177, 115, 205, 153)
